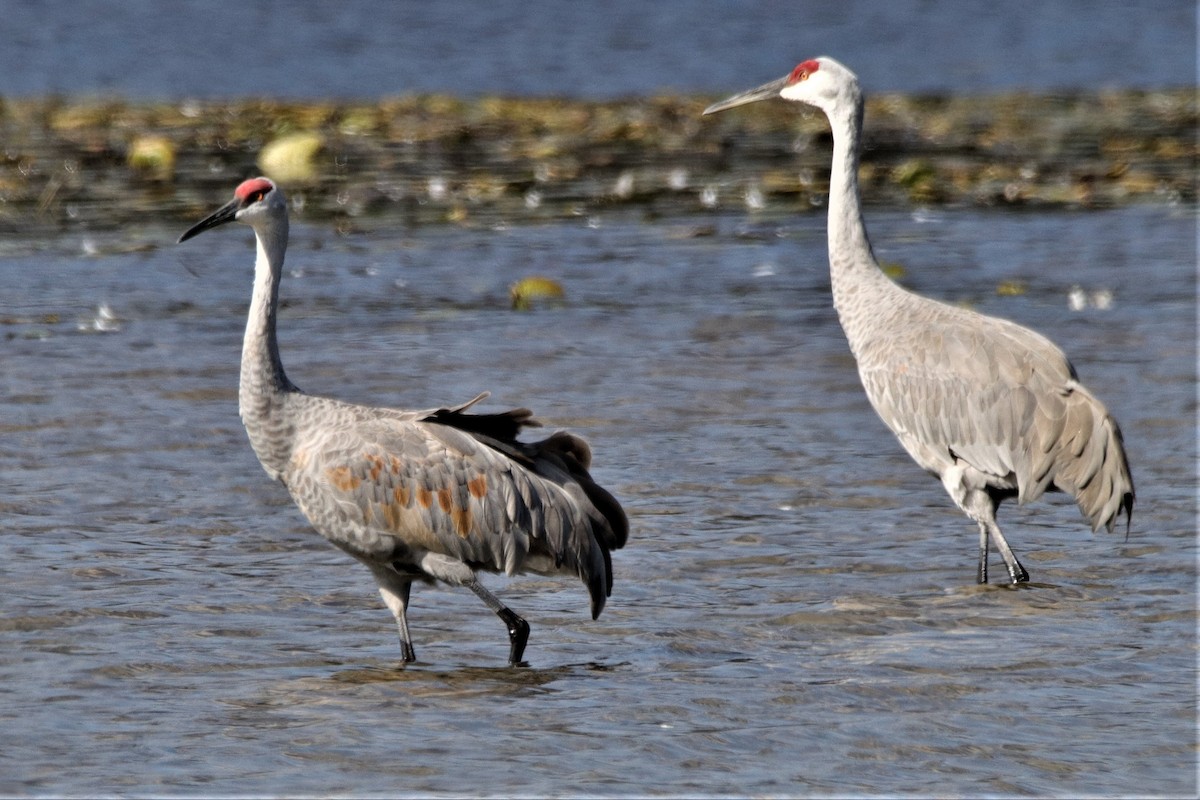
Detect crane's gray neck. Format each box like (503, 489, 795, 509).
(824, 94, 898, 353)
(240, 218, 296, 479)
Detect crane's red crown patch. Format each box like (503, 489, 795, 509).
(788, 59, 821, 84)
(235, 177, 274, 202)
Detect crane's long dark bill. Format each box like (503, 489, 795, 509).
(702, 75, 789, 115)
(177, 199, 239, 243)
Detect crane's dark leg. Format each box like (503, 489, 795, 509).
(976, 522, 990, 584)
(498, 607, 531, 665)
(393, 582, 417, 663)
(467, 580, 530, 665)
(988, 520, 1029, 584)
(961, 484, 1028, 584)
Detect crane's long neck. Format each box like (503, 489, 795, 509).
(824, 96, 898, 354)
(240, 219, 296, 480)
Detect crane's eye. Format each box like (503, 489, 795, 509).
(247, 190, 265, 204)
(788, 59, 821, 84)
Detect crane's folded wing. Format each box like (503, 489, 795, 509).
(285, 414, 615, 600)
(855, 314, 1080, 504)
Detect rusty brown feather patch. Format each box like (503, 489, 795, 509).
(365, 453, 385, 482)
(382, 502, 402, 531)
(326, 465, 361, 491)
(467, 474, 488, 499)
(452, 507, 472, 538)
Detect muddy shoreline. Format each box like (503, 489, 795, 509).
(0, 88, 1193, 236)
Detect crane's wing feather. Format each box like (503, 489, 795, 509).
(856, 310, 1132, 530)
(285, 399, 626, 617)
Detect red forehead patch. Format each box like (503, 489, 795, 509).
(234, 177, 274, 201)
(787, 59, 821, 84)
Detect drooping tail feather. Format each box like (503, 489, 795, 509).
(539, 431, 629, 552)
(1084, 413, 1134, 535)
(536, 431, 629, 618)
(425, 402, 628, 619)
(1051, 383, 1135, 535)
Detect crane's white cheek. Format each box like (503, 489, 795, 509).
(779, 83, 811, 102)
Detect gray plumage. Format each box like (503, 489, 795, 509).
(705, 56, 1133, 583)
(178, 177, 627, 664)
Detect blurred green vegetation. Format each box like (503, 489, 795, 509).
(0, 88, 1193, 236)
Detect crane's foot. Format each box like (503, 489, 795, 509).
(978, 560, 1028, 585)
(498, 607, 530, 665)
(399, 640, 417, 664)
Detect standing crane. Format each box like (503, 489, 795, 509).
(177, 177, 627, 664)
(704, 57, 1133, 584)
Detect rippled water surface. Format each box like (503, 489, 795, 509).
(1, 205, 1195, 795)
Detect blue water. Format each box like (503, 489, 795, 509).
(0, 203, 1195, 795)
(2, 0, 1194, 99)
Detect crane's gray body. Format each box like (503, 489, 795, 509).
(707, 57, 1133, 582)
(844, 283, 1129, 532)
(251, 391, 618, 601)
(180, 178, 626, 663)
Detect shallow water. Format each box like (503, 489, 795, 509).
(1, 204, 1195, 795)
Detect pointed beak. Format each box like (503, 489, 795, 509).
(177, 197, 239, 244)
(703, 75, 790, 115)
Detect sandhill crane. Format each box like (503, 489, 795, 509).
(177, 177, 627, 664)
(704, 57, 1134, 584)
